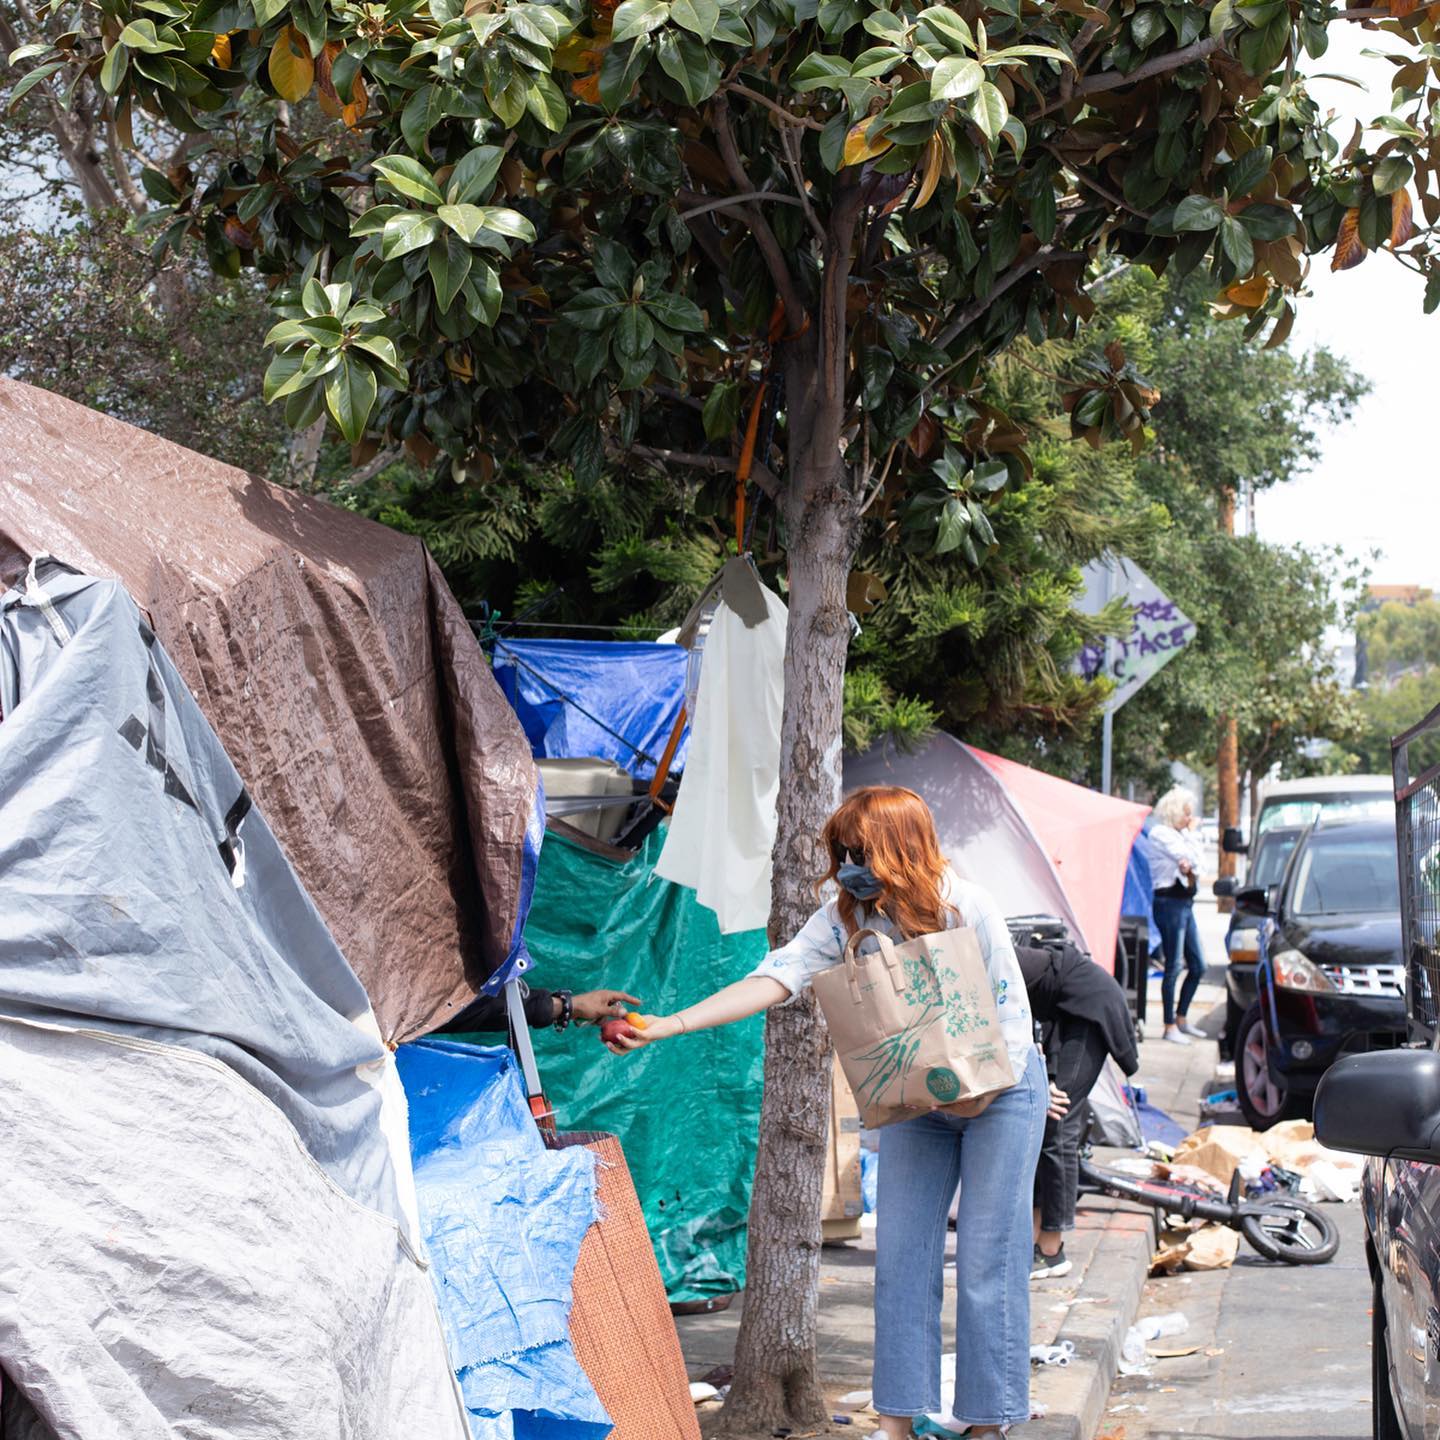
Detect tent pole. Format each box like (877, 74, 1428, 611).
(505, 978, 555, 1134)
(1100, 561, 1114, 796)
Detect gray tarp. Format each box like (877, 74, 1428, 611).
(0, 561, 466, 1436)
(0, 377, 539, 1043)
(0, 1018, 467, 1440)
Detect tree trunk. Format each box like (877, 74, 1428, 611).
(720, 368, 861, 1434)
(1216, 485, 1239, 910)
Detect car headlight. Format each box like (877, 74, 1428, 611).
(1227, 929, 1261, 962)
(1272, 949, 1336, 993)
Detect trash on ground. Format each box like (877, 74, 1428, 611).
(1150, 1345, 1201, 1358)
(1136, 1098, 1188, 1147)
(1302, 1159, 1360, 1203)
(837, 1389, 873, 1408)
(690, 1382, 720, 1404)
(1171, 1119, 1362, 1199)
(1031, 1341, 1076, 1366)
(1172, 1125, 1270, 1187)
(1184, 1223, 1241, 1271)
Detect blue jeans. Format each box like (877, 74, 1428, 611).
(1153, 893, 1205, 1026)
(872, 1048, 1046, 1427)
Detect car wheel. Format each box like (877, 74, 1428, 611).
(1235, 1003, 1294, 1131)
(1373, 1273, 1405, 1440)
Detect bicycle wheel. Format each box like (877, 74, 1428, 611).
(1239, 1197, 1340, 1264)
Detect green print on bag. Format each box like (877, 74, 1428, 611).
(901, 952, 942, 1008)
(925, 1066, 962, 1102)
(849, 1017, 932, 1107)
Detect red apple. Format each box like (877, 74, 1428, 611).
(600, 1017, 639, 1046)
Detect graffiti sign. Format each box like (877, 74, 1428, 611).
(1075, 554, 1195, 712)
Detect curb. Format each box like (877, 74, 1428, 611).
(1028, 1206, 1155, 1440)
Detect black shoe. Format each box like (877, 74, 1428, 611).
(1030, 1243, 1072, 1280)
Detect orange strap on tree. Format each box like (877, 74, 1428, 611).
(733, 301, 808, 552)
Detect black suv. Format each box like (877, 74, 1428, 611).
(1232, 817, 1406, 1131)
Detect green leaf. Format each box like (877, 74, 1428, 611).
(931, 55, 984, 101)
(611, 0, 669, 44)
(615, 302, 656, 358)
(371, 154, 445, 206)
(525, 71, 568, 130)
(1130, 7, 1166, 49)
(851, 46, 906, 78)
(509, 3, 570, 48)
(656, 31, 718, 104)
(352, 204, 409, 237)
(599, 36, 652, 109)
(645, 290, 704, 331)
(702, 380, 741, 440)
(1237, 11, 1290, 76)
(571, 327, 612, 385)
(967, 498, 996, 548)
(446, 145, 505, 205)
(350, 332, 400, 370)
(1172, 194, 1224, 232)
(429, 229, 473, 313)
(971, 458, 1009, 493)
(561, 287, 624, 330)
(7, 60, 65, 110)
(934, 497, 971, 555)
(7, 42, 54, 63)
(791, 53, 851, 91)
(253, 0, 288, 23)
(967, 82, 1008, 142)
(915, 6, 975, 53)
(401, 83, 452, 155)
(262, 351, 305, 404)
(670, 0, 719, 41)
(1236, 201, 1296, 240)
(325, 356, 378, 444)
(381, 212, 443, 260)
(473, 206, 536, 242)
(468, 262, 504, 325)
(436, 203, 488, 243)
(1425, 270, 1440, 315)
(119, 19, 183, 52)
(1220, 214, 1255, 272)
(302, 277, 331, 316)
(488, 74, 528, 127)
(1373, 155, 1415, 196)
(100, 44, 130, 95)
(1223, 145, 1272, 198)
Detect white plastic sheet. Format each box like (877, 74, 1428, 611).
(655, 585, 787, 934)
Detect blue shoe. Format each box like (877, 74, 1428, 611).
(913, 1418, 969, 1438)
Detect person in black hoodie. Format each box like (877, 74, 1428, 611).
(1016, 937, 1139, 1280)
(438, 984, 639, 1034)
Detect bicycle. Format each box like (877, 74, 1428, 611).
(1078, 1154, 1341, 1265)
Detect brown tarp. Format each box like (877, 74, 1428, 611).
(0, 378, 537, 1044)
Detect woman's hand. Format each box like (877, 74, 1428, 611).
(604, 1013, 683, 1055)
(938, 1094, 994, 1119)
(1047, 1083, 1070, 1122)
(572, 989, 642, 1023)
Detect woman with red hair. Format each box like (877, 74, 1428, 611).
(611, 786, 1045, 1437)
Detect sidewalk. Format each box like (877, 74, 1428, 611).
(677, 941, 1226, 1437)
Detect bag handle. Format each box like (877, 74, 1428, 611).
(840, 926, 906, 1004)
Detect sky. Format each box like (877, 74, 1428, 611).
(1252, 24, 1435, 594)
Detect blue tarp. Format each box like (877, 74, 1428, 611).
(398, 1040, 612, 1440)
(491, 638, 687, 779)
(1122, 829, 1162, 953)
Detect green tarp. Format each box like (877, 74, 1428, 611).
(467, 826, 767, 1303)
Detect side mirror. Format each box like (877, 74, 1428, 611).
(1232, 886, 1270, 918)
(1222, 827, 1249, 855)
(1213, 876, 1237, 899)
(1316, 1050, 1440, 1163)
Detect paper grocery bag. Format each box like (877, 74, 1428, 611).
(813, 925, 1016, 1128)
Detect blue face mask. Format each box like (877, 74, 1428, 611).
(837, 862, 884, 901)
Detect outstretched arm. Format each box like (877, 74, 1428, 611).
(606, 975, 790, 1054)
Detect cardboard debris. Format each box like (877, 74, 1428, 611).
(1183, 1224, 1241, 1271)
(1172, 1126, 1269, 1186)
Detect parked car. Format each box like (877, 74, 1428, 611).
(1229, 816, 1406, 1131)
(1215, 824, 1305, 1058)
(1222, 772, 1392, 863)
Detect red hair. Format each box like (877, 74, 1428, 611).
(820, 786, 956, 940)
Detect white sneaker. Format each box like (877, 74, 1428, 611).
(1178, 1021, 1206, 1039)
(1163, 1028, 1192, 1045)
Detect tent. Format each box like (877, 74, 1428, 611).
(847, 736, 1149, 970)
(0, 561, 468, 1437)
(0, 378, 541, 1043)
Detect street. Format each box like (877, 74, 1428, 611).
(1099, 898, 1373, 1440)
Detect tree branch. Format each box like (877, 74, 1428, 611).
(339, 447, 403, 489)
(781, 124, 826, 246)
(711, 95, 807, 323)
(931, 247, 1088, 351)
(1044, 143, 1152, 219)
(678, 189, 805, 222)
(725, 82, 826, 132)
(1036, 36, 1223, 117)
(628, 444, 779, 498)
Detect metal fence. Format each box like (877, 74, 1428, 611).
(1393, 703, 1440, 1041)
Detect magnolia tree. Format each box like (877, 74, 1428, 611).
(12, 0, 1440, 1424)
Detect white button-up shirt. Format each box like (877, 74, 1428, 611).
(750, 868, 1034, 1072)
(1149, 824, 1202, 892)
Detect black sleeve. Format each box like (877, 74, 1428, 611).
(435, 987, 555, 1033)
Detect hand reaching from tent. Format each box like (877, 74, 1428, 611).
(572, 990, 642, 1023)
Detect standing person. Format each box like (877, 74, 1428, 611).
(1016, 938, 1139, 1279)
(608, 786, 1046, 1439)
(1149, 787, 1208, 1045)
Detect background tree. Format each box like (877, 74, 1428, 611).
(10, 0, 1440, 1426)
